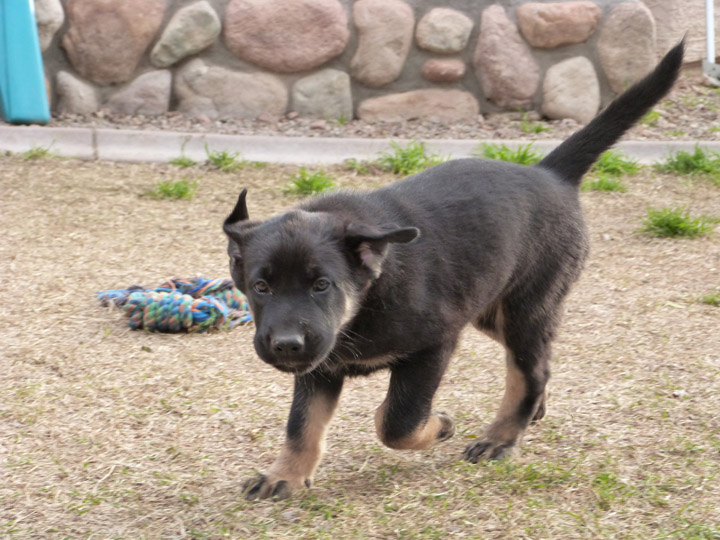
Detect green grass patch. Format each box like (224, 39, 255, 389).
(471, 460, 581, 495)
(641, 109, 661, 127)
(344, 158, 372, 175)
(205, 145, 247, 171)
(284, 167, 335, 196)
(665, 521, 720, 540)
(591, 150, 641, 177)
(679, 95, 718, 111)
(581, 174, 628, 192)
(21, 145, 55, 160)
(475, 143, 544, 166)
(581, 151, 639, 192)
(699, 291, 720, 307)
(640, 207, 717, 238)
(520, 114, 550, 134)
(170, 155, 198, 168)
(592, 471, 634, 511)
(144, 178, 198, 200)
(204, 145, 267, 171)
(376, 140, 447, 175)
(654, 146, 720, 184)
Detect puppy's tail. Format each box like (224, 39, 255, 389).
(537, 39, 685, 186)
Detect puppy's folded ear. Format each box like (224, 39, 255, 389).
(345, 223, 420, 279)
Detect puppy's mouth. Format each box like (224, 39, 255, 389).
(263, 353, 329, 376)
(255, 341, 334, 376)
(272, 360, 321, 376)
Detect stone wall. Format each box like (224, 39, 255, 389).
(35, 0, 714, 125)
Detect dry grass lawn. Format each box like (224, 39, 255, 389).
(1, 153, 719, 539)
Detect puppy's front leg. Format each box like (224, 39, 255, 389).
(375, 344, 456, 450)
(243, 372, 343, 500)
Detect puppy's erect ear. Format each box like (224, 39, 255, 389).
(345, 223, 420, 279)
(224, 188, 249, 230)
(223, 189, 255, 292)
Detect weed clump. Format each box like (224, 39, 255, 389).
(640, 207, 717, 238)
(581, 175, 628, 192)
(591, 150, 641, 177)
(144, 178, 198, 200)
(21, 145, 55, 160)
(520, 114, 550, 134)
(170, 155, 198, 168)
(284, 168, 335, 196)
(377, 140, 447, 175)
(475, 143, 544, 166)
(581, 150, 640, 192)
(654, 146, 720, 184)
(699, 292, 720, 307)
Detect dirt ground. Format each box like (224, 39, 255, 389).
(1, 154, 719, 539)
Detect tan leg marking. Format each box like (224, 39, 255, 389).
(374, 401, 453, 450)
(252, 391, 339, 499)
(483, 351, 528, 444)
(477, 302, 506, 346)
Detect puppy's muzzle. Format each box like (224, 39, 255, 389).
(271, 333, 305, 358)
(255, 331, 317, 374)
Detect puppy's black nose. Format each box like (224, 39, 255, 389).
(271, 334, 305, 357)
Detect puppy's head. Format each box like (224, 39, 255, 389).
(223, 189, 418, 375)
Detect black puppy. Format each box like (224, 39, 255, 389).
(224, 42, 684, 500)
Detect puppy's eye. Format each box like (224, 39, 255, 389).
(254, 280, 270, 294)
(313, 278, 331, 292)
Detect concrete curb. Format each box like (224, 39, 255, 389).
(2, 125, 720, 165)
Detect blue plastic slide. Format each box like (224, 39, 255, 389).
(0, 0, 50, 124)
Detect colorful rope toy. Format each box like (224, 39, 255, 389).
(98, 276, 252, 333)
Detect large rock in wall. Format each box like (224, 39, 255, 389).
(61, 0, 166, 85)
(351, 0, 415, 88)
(291, 69, 353, 121)
(150, 1, 221, 68)
(357, 89, 479, 122)
(416, 8, 474, 54)
(175, 59, 288, 119)
(55, 71, 99, 114)
(597, 2, 657, 93)
(542, 56, 600, 124)
(516, 1, 602, 48)
(224, 0, 349, 73)
(105, 71, 172, 115)
(422, 59, 466, 83)
(473, 5, 540, 110)
(34, 0, 65, 51)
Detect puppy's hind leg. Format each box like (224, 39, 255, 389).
(465, 300, 556, 462)
(375, 343, 456, 451)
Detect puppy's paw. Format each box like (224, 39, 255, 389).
(436, 411, 456, 442)
(531, 389, 549, 424)
(242, 473, 311, 501)
(462, 439, 515, 463)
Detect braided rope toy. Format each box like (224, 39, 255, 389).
(98, 276, 252, 333)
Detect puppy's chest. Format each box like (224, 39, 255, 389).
(325, 350, 399, 376)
